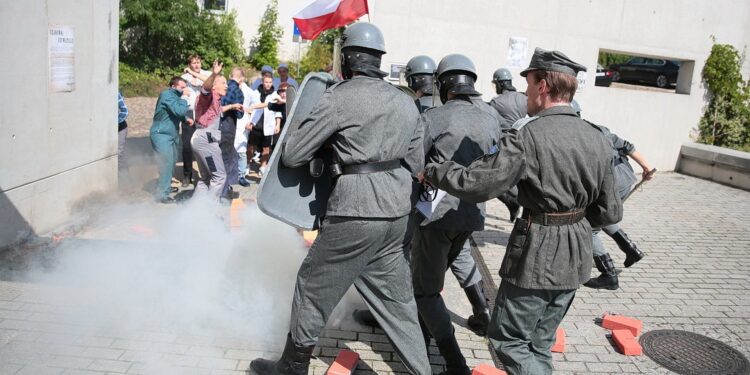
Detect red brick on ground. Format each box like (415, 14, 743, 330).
(551, 327, 565, 353)
(602, 313, 643, 336)
(612, 329, 643, 356)
(472, 363, 508, 375)
(327, 349, 359, 375)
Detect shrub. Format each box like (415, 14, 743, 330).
(698, 37, 750, 151)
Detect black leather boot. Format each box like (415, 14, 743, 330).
(584, 254, 619, 290)
(610, 230, 645, 268)
(463, 282, 490, 336)
(436, 331, 471, 375)
(182, 173, 192, 188)
(250, 333, 314, 375)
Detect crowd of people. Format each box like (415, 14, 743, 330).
(118, 21, 654, 375)
(135, 55, 298, 204)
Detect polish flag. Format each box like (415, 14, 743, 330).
(293, 0, 369, 40)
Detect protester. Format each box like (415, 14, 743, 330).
(251, 65, 273, 90)
(181, 54, 211, 186)
(191, 60, 236, 201)
(273, 63, 299, 89)
(150, 77, 191, 203)
(235, 69, 261, 187)
(218, 67, 245, 201)
(117, 91, 129, 172)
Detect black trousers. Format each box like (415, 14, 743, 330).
(181, 121, 196, 177)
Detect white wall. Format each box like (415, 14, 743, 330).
(229, 0, 749, 171)
(0, 0, 119, 247)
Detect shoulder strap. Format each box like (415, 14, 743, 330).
(511, 116, 539, 131)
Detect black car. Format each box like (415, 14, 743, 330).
(595, 64, 613, 87)
(609, 58, 680, 88)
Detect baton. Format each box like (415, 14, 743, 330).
(622, 168, 656, 202)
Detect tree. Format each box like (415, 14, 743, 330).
(120, 0, 244, 71)
(698, 37, 750, 151)
(248, 0, 283, 69)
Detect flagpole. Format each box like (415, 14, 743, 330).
(366, 0, 371, 22)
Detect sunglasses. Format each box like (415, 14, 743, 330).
(278, 89, 286, 93)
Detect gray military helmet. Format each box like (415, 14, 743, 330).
(404, 55, 436, 79)
(436, 54, 477, 80)
(493, 68, 513, 82)
(341, 22, 386, 54)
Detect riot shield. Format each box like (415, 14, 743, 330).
(256, 72, 335, 230)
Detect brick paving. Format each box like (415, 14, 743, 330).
(0, 172, 748, 374)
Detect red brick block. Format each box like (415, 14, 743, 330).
(612, 329, 643, 356)
(551, 327, 565, 353)
(601, 313, 642, 336)
(327, 349, 359, 375)
(472, 363, 508, 375)
(229, 199, 247, 229)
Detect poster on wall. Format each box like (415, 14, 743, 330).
(49, 26, 75, 92)
(507, 36, 528, 68)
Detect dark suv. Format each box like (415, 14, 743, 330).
(609, 57, 680, 88)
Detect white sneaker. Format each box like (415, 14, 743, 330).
(252, 152, 261, 163)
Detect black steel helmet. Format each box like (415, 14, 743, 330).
(341, 22, 386, 54)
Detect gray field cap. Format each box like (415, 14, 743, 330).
(520, 47, 587, 77)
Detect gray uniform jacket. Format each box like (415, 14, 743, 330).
(425, 105, 622, 289)
(596, 124, 638, 198)
(282, 76, 424, 218)
(489, 91, 528, 130)
(416, 95, 435, 113)
(421, 98, 502, 231)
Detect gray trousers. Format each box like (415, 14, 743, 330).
(117, 127, 127, 171)
(488, 281, 576, 375)
(450, 240, 482, 288)
(412, 227, 472, 343)
(219, 117, 238, 197)
(190, 127, 226, 200)
(592, 223, 622, 256)
(290, 215, 432, 375)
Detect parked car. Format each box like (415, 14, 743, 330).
(595, 64, 613, 87)
(609, 58, 680, 88)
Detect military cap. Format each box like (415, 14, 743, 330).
(520, 47, 587, 77)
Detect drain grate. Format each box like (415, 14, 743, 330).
(640, 329, 750, 375)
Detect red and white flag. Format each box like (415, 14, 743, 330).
(293, 0, 369, 40)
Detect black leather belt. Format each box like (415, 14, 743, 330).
(522, 208, 586, 226)
(341, 159, 403, 175)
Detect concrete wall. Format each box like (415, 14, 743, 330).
(0, 0, 119, 247)
(226, 0, 749, 172)
(677, 142, 750, 191)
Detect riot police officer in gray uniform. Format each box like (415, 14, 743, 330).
(249, 22, 432, 375)
(488, 67, 525, 221)
(403, 55, 493, 337)
(489, 68, 528, 130)
(423, 48, 622, 375)
(412, 54, 501, 375)
(404, 55, 438, 112)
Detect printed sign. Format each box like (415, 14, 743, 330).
(507, 36, 528, 68)
(49, 26, 75, 92)
(389, 63, 406, 81)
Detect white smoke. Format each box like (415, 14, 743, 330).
(19, 194, 307, 373)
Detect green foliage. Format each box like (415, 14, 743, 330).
(698, 38, 750, 151)
(598, 52, 631, 68)
(120, 0, 244, 72)
(119, 62, 173, 97)
(289, 28, 344, 80)
(248, 0, 283, 69)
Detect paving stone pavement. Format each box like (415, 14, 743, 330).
(0, 172, 748, 374)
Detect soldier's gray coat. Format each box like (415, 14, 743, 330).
(282, 76, 423, 218)
(595, 124, 638, 197)
(425, 105, 622, 289)
(421, 97, 501, 231)
(489, 91, 528, 130)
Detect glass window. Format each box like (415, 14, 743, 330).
(204, 0, 227, 11)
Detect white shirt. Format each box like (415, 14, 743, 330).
(263, 92, 283, 136)
(181, 69, 211, 109)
